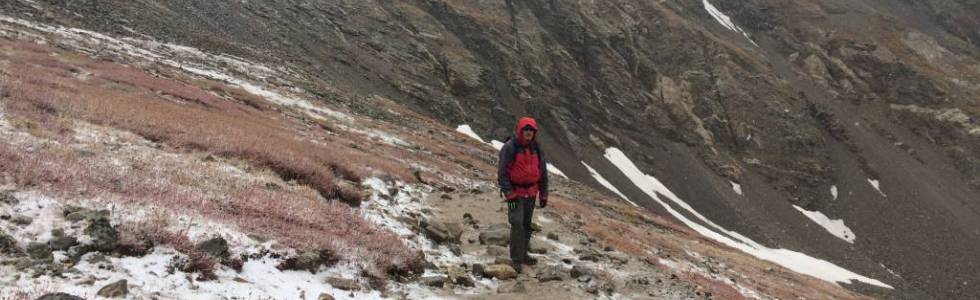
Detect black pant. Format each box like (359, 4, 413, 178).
(508, 197, 535, 264)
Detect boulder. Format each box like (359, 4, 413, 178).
(423, 220, 464, 244)
(529, 243, 548, 254)
(36, 293, 85, 300)
(483, 264, 518, 280)
(49, 229, 78, 251)
(472, 263, 486, 278)
(479, 224, 509, 246)
(486, 245, 508, 257)
(421, 275, 448, 288)
(536, 265, 565, 282)
(570, 264, 592, 279)
(0, 190, 17, 205)
(84, 217, 118, 252)
(26, 242, 53, 261)
(11, 215, 32, 226)
(195, 237, 231, 260)
(325, 277, 361, 291)
(97, 280, 128, 298)
(295, 251, 325, 272)
(0, 230, 23, 256)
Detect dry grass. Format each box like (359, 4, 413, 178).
(0, 40, 424, 276)
(117, 216, 219, 280)
(0, 40, 425, 205)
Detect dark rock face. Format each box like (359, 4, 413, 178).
(6, 0, 978, 298)
(0, 230, 22, 256)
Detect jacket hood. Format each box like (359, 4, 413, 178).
(515, 117, 538, 145)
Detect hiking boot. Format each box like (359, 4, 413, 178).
(524, 256, 538, 266)
(511, 262, 523, 274)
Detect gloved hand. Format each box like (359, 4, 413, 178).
(505, 192, 519, 210)
(539, 194, 548, 208)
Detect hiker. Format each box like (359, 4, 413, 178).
(497, 116, 549, 273)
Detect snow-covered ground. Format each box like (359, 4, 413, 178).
(603, 147, 892, 289)
(0, 191, 437, 300)
(730, 181, 743, 196)
(793, 205, 856, 243)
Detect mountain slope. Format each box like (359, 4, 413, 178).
(1, 0, 978, 298)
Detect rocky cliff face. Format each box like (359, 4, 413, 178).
(3, 0, 977, 298)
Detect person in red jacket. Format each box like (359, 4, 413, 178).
(498, 116, 549, 273)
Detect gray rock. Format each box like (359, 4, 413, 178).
(318, 293, 335, 300)
(295, 251, 325, 272)
(27, 242, 53, 261)
(421, 275, 448, 288)
(546, 232, 559, 241)
(97, 279, 128, 298)
(0, 230, 23, 256)
(497, 281, 525, 293)
(483, 264, 518, 280)
(195, 236, 230, 260)
(83, 217, 118, 252)
(536, 265, 564, 282)
(0, 190, 17, 205)
(453, 273, 475, 287)
(486, 245, 508, 257)
(529, 243, 548, 254)
(570, 264, 592, 278)
(479, 224, 509, 246)
(325, 276, 361, 291)
(36, 293, 85, 300)
(423, 220, 464, 244)
(49, 229, 78, 251)
(609, 252, 630, 265)
(10, 215, 32, 226)
(472, 263, 485, 278)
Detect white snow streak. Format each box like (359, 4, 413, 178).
(831, 185, 839, 200)
(731, 181, 743, 196)
(868, 179, 886, 197)
(702, 0, 759, 46)
(581, 162, 637, 207)
(547, 164, 569, 179)
(603, 147, 891, 288)
(455, 124, 487, 143)
(793, 205, 856, 243)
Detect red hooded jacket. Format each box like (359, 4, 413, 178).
(498, 117, 549, 200)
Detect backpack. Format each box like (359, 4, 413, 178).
(502, 136, 540, 162)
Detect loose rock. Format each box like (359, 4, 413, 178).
(423, 220, 464, 244)
(318, 293, 335, 300)
(486, 245, 508, 257)
(472, 263, 486, 278)
(10, 215, 32, 226)
(195, 236, 231, 260)
(479, 224, 509, 246)
(27, 242, 53, 261)
(484, 264, 518, 280)
(421, 275, 448, 288)
(84, 217, 119, 252)
(0, 190, 17, 205)
(0, 230, 23, 256)
(97, 279, 128, 298)
(536, 265, 565, 282)
(325, 277, 361, 291)
(36, 293, 85, 300)
(547, 232, 559, 241)
(570, 264, 592, 278)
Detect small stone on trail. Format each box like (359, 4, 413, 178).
(484, 264, 518, 280)
(97, 279, 128, 298)
(547, 232, 559, 241)
(497, 281, 526, 294)
(325, 277, 361, 291)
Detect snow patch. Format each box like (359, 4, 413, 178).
(603, 147, 892, 288)
(702, 0, 759, 46)
(547, 163, 569, 179)
(731, 181, 743, 196)
(581, 162, 637, 207)
(490, 140, 504, 151)
(793, 205, 856, 243)
(455, 124, 487, 144)
(831, 185, 839, 200)
(868, 179, 886, 197)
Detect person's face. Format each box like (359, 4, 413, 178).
(522, 127, 535, 141)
